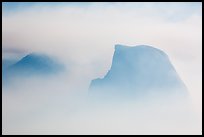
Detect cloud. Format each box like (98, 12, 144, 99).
(2, 2, 202, 134)
(2, 81, 201, 135)
(2, 2, 202, 88)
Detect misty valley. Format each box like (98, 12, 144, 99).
(2, 45, 200, 135)
(2, 2, 202, 135)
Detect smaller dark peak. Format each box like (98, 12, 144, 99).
(12, 52, 57, 69)
(19, 52, 55, 64)
(22, 52, 51, 60)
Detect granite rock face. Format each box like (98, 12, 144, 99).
(89, 45, 188, 99)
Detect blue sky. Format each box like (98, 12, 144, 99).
(2, 2, 202, 26)
(3, 2, 202, 14)
(2, 2, 90, 13)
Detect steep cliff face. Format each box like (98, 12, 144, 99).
(90, 45, 187, 99)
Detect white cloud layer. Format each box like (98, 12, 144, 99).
(2, 2, 202, 135)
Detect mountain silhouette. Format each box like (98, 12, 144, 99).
(3, 53, 64, 85)
(89, 44, 188, 99)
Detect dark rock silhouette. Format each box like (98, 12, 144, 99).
(90, 45, 188, 99)
(3, 53, 64, 85)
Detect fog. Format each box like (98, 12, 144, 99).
(2, 2, 202, 135)
(2, 69, 201, 135)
